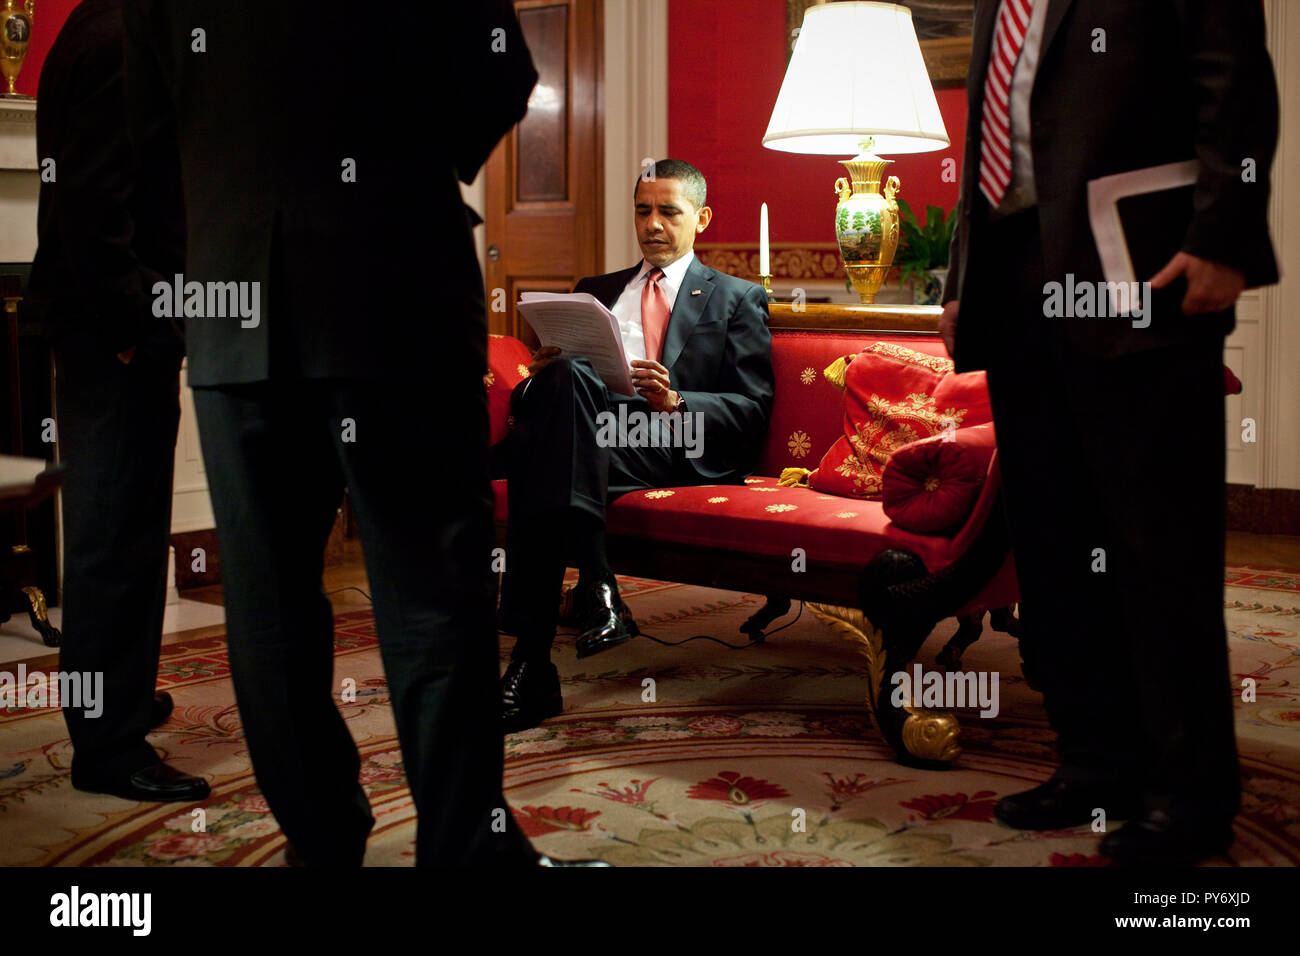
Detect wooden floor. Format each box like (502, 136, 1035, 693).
(1225, 530, 1300, 568)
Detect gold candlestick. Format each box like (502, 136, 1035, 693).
(759, 273, 773, 299)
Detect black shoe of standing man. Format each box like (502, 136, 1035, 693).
(501, 658, 563, 733)
(72, 760, 210, 803)
(994, 773, 1137, 831)
(1099, 809, 1234, 865)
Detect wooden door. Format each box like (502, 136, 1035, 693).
(484, 0, 603, 345)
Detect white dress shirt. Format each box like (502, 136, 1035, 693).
(995, 0, 1049, 217)
(609, 250, 696, 363)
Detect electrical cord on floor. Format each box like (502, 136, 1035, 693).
(344, 583, 802, 651)
(634, 600, 804, 650)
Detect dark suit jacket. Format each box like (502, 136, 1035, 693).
(30, 0, 184, 363)
(945, 0, 1279, 369)
(123, 1, 537, 387)
(575, 256, 774, 484)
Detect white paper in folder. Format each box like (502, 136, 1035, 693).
(517, 292, 636, 396)
(1087, 159, 1200, 285)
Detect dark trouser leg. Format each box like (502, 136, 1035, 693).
(987, 361, 1140, 786)
(192, 383, 373, 866)
(503, 513, 568, 661)
(57, 349, 180, 779)
(328, 377, 535, 865)
(1070, 341, 1237, 822)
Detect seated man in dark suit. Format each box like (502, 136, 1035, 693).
(497, 159, 774, 732)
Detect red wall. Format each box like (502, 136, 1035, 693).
(12, 0, 79, 97)
(668, 0, 966, 246)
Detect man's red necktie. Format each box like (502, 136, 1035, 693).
(640, 267, 670, 363)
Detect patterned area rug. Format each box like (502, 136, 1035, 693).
(1, 567, 1297, 867)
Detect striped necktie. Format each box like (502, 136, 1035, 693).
(979, 0, 1035, 208)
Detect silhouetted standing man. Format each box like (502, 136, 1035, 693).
(32, 0, 207, 803)
(124, 1, 540, 864)
(941, 0, 1278, 864)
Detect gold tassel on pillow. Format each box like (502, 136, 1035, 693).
(823, 354, 854, 390)
(779, 467, 812, 487)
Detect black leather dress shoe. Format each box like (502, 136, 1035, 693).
(574, 577, 639, 659)
(73, 761, 210, 803)
(538, 855, 612, 867)
(150, 691, 174, 728)
(995, 775, 1137, 831)
(501, 658, 563, 733)
(1099, 809, 1234, 865)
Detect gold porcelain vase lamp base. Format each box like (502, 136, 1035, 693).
(833, 137, 901, 304)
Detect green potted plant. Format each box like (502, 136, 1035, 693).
(895, 198, 956, 305)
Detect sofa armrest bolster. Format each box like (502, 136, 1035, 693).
(881, 423, 997, 535)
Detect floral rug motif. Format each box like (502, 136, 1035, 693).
(1, 568, 1298, 867)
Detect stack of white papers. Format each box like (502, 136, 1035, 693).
(517, 292, 635, 396)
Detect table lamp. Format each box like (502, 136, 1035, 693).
(763, 1, 949, 303)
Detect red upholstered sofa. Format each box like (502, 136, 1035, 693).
(486, 314, 1020, 767)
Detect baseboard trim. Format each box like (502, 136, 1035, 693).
(1227, 484, 1300, 535)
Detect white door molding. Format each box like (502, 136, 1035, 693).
(1260, 0, 1300, 489)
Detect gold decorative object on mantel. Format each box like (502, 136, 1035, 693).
(0, 0, 34, 99)
(765, 2, 949, 304)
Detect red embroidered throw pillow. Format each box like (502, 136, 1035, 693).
(805, 343, 990, 500)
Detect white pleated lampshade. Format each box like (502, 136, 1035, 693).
(763, 1, 950, 155)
